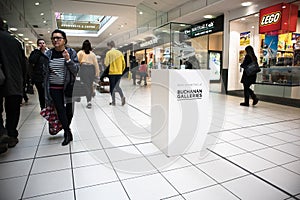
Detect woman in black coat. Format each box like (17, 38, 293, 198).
(240, 45, 259, 106)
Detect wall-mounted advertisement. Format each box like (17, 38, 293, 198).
(262, 35, 278, 66)
(240, 31, 250, 46)
(208, 51, 221, 81)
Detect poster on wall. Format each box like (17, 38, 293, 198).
(208, 51, 221, 81)
(293, 33, 300, 66)
(262, 35, 278, 66)
(278, 33, 293, 51)
(240, 31, 250, 46)
(239, 50, 246, 63)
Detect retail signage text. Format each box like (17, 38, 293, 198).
(184, 15, 224, 38)
(140, 37, 159, 48)
(259, 3, 298, 34)
(177, 89, 203, 101)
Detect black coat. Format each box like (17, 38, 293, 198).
(29, 49, 48, 83)
(240, 54, 257, 85)
(0, 30, 26, 96)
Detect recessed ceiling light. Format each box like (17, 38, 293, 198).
(254, 14, 259, 17)
(35, 2, 39, 6)
(9, 27, 18, 31)
(251, 26, 255, 28)
(18, 33, 24, 36)
(40, 13, 44, 16)
(203, 15, 214, 19)
(28, 41, 33, 44)
(43, 20, 46, 23)
(139, 11, 143, 15)
(109, 33, 112, 35)
(24, 37, 29, 40)
(3, 20, 7, 23)
(241, 2, 252, 7)
(241, 18, 246, 21)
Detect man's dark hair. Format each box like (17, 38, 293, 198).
(107, 41, 115, 48)
(36, 38, 45, 46)
(51, 29, 67, 44)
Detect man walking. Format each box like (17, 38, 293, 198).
(0, 17, 26, 153)
(104, 41, 126, 106)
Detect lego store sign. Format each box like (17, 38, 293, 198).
(259, 3, 298, 34)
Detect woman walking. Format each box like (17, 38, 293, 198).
(77, 40, 100, 108)
(44, 29, 79, 146)
(240, 45, 259, 107)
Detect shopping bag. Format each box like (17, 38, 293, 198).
(245, 62, 261, 76)
(40, 105, 63, 135)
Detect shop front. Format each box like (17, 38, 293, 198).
(227, 1, 300, 105)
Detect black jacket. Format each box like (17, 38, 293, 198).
(44, 47, 79, 104)
(0, 30, 26, 96)
(29, 49, 48, 83)
(240, 54, 257, 85)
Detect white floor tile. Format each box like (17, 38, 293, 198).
(222, 175, 289, 200)
(73, 163, 118, 189)
(72, 150, 109, 168)
(182, 150, 220, 165)
(147, 154, 191, 172)
(105, 146, 143, 162)
(100, 135, 132, 148)
(162, 166, 216, 193)
(256, 166, 300, 195)
(31, 154, 71, 174)
(274, 143, 300, 158)
(23, 169, 73, 198)
(208, 142, 246, 157)
(36, 143, 69, 157)
(251, 135, 287, 147)
(229, 138, 267, 151)
(282, 160, 300, 175)
(253, 148, 298, 165)
(228, 152, 275, 173)
(135, 142, 163, 156)
(0, 159, 32, 179)
(122, 173, 179, 200)
(269, 132, 300, 143)
(23, 190, 74, 200)
(0, 176, 27, 200)
(184, 184, 240, 200)
(0, 146, 37, 162)
(197, 159, 248, 183)
(70, 139, 102, 153)
(76, 182, 129, 200)
(112, 156, 157, 180)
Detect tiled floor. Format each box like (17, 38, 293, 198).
(0, 79, 300, 200)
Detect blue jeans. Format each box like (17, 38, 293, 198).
(108, 75, 124, 103)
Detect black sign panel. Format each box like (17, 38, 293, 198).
(185, 15, 224, 38)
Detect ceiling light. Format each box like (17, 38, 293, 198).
(24, 37, 29, 40)
(3, 20, 7, 23)
(254, 14, 259, 17)
(28, 41, 33, 44)
(43, 20, 46, 23)
(203, 15, 214, 19)
(40, 13, 44, 16)
(241, 18, 246, 21)
(241, 2, 252, 7)
(251, 26, 255, 29)
(35, 2, 39, 6)
(109, 33, 112, 35)
(120, 24, 124, 28)
(18, 33, 24, 36)
(139, 11, 143, 15)
(9, 27, 18, 31)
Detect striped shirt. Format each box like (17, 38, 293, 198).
(49, 58, 65, 85)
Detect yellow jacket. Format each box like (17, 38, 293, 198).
(77, 50, 100, 76)
(104, 48, 125, 75)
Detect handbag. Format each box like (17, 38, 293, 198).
(40, 105, 63, 135)
(0, 63, 5, 86)
(245, 61, 261, 76)
(73, 79, 88, 97)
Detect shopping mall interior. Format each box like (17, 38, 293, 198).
(0, 0, 300, 199)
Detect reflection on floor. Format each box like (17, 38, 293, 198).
(0, 79, 300, 200)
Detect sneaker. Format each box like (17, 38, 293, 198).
(109, 102, 116, 106)
(86, 102, 92, 109)
(253, 98, 259, 106)
(240, 102, 249, 107)
(121, 97, 126, 106)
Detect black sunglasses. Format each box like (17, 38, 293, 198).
(51, 36, 64, 41)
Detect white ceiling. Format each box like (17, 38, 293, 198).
(1, 0, 295, 53)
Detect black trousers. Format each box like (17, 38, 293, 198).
(50, 89, 74, 132)
(0, 95, 22, 138)
(109, 75, 124, 103)
(243, 83, 256, 104)
(33, 82, 45, 110)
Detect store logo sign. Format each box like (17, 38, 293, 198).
(177, 89, 202, 101)
(260, 11, 281, 26)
